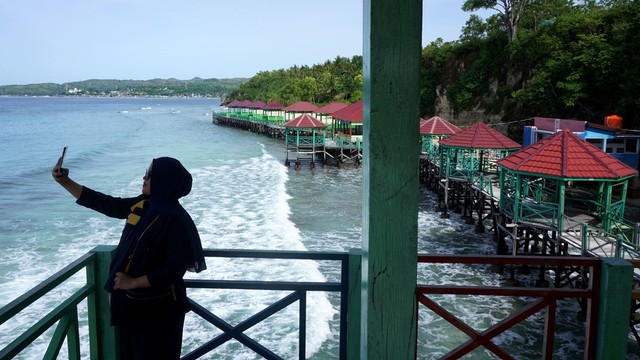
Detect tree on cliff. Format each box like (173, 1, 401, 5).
(462, 0, 531, 42)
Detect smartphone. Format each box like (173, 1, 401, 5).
(58, 146, 67, 173)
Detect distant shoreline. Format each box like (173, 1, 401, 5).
(0, 94, 220, 99)
(0, 77, 246, 98)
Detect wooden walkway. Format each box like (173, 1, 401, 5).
(421, 157, 640, 266)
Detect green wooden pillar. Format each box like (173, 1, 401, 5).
(620, 180, 629, 219)
(499, 168, 506, 211)
(557, 181, 566, 240)
(603, 182, 613, 231)
(87, 245, 118, 360)
(595, 257, 633, 359)
(514, 174, 522, 223)
(362, 0, 421, 358)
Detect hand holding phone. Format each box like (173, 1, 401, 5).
(57, 146, 67, 175)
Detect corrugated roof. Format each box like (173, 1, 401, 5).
(283, 114, 327, 128)
(316, 101, 348, 114)
(420, 116, 461, 135)
(330, 100, 363, 122)
(263, 101, 285, 110)
(282, 101, 319, 112)
(498, 128, 638, 179)
(439, 122, 521, 149)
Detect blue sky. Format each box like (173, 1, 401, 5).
(0, 0, 487, 85)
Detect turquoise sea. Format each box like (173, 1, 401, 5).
(0, 96, 635, 359)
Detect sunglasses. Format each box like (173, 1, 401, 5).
(144, 168, 152, 180)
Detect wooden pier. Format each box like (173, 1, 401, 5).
(212, 113, 363, 168)
(212, 114, 286, 140)
(422, 130, 640, 298)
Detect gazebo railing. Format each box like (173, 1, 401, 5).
(610, 218, 638, 245)
(285, 135, 326, 147)
(471, 171, 499, 199)
(518, 199, 560, 227)
(560, 215, 640, 261)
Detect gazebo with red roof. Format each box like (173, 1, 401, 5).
(247, 100, 267, 119)
(226, 99, 241, 108)
(235, 99, 254, 118)
(315, 101, 348, 129)
(223, 99, 243, 116)
(262, 101, 286, 124)
(316, 101, 348, 115)
(419, 116, 461, 160)
(237, 99, 253, 108)
(282, 101, 319, 122)
(438, 121, 521, 184)
(283, 114, 328, 168)
(497, 128, 637, 237)
(330, 100, 364, 148)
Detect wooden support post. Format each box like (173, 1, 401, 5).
(362, 0, 421, 358)
(441, 179, 450, 219)
(595, 258, 633, 360)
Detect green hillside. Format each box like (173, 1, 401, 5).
(0, 77, 248, 98)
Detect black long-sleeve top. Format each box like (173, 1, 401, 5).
(77, 186, 190, 325)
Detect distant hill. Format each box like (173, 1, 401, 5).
(0, 77, 249, 98)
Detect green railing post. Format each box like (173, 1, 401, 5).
(595, 257, 633, 360)
(87, 245, 118, 360)
(615, 236, 623, 258)
(347, 249, 362, 360)
(347, 249, 362, 359)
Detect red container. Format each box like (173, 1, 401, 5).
(605, 114, 623, 128)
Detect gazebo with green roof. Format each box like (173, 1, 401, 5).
(497, 128, 638, 251)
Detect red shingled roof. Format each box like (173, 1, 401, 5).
(420, 116, 461, 135)
(263, 101, 285, 110)
(439, 122, 521, 149)
(237, 99, 253, 107)
(248, 100, 266, 109)
(498, 128, 637, 179)
(330, 100, 363, 123)
(226, 99, 241, 107)
(282, 101, 319, 112)
(283, 114, 327, 128)
(316, 101, 348, 114)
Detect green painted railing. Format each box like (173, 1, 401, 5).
(333, 136, 361, 150)
(182, 249, 352, 360)
(472, 171, 499, 199)
(0, 245, 115, 360)
(0, 247, 354, 360)
(2, 247, 636, 359)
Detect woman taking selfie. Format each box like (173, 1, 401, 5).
(53, 155, 207, 359)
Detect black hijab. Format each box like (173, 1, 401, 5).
(105, 157, 206, 292)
